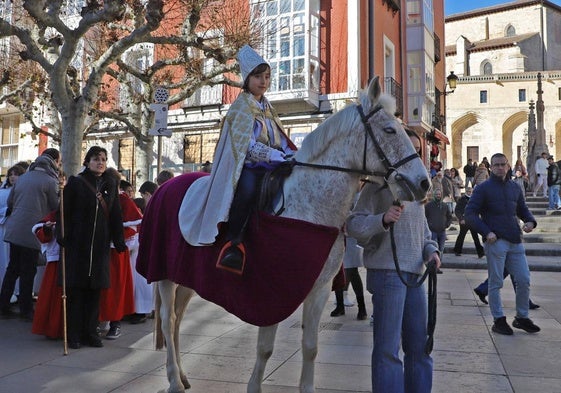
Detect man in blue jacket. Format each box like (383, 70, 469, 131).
(465, 153, 540, 335)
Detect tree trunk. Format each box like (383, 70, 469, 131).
(135, 136, 155, 183)
(60, 110, 86, 177)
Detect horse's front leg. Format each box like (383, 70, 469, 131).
(173, 285, 194, 390)
(299, 284, 331, 393)
(247, 324, 279, 393)
(158, 280, 187, 393)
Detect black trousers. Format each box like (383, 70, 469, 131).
(454, 224, 484, 257)
(226, 167, 267, 245)
(0, 244, 39, 316)
(67, 286, 101, 343)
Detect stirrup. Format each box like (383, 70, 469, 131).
(216, 241, 246, 275)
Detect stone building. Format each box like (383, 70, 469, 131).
(445, 0, 561, 171)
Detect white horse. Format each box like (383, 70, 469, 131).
(138, 77, 431, 393)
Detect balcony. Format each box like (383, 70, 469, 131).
(384, 77, 403, 116)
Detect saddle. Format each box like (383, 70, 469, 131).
(258, 160, 295, 215)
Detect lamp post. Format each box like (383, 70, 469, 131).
(443, 71, 458, 96)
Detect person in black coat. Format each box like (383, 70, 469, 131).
(58, 146, 127, 349)
(453, 187, 484, 258)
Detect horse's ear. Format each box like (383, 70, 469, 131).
(367, 76, 381, 102)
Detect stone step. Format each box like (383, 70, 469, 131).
(445, 229, 561, 257)
(442, 253, 561, 272)
(444, 242, 561, 257)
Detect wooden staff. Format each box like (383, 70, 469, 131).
(59, 178, 68, 355)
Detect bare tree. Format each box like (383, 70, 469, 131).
(0, 0, 257, 176)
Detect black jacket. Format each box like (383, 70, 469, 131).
(425, 199, 452, 232)
(58, 169, 125, 289)
(454, 194, 469, 221)
(463, 163, 476, 177)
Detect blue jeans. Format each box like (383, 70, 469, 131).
(431, 231, 446, 254)
(485, 239, 530, 320)
(548, 184, 560, 209)
(367, 269, 433, 393)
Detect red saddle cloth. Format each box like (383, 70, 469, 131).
(137, 172, 339, 327)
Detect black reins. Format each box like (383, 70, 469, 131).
(387, 200, 438, 355)
(288, 102, 437, 354)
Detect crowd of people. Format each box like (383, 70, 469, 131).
(0, 145, 182, 348)
(0, 43, 548, 392)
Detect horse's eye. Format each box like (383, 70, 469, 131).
(383, 126, 396, 134)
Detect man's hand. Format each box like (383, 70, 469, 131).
(486, 231, 498, 244)
(382, 204, 404, 226)
(428, 252, 441, 269)
(522, 222, 535, 233)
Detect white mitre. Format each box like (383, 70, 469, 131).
(237, 44, 268, 84)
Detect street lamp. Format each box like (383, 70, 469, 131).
(443, 71, 458, 95)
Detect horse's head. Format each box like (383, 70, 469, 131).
(358, 77, 431, 202)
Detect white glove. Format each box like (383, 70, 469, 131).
(269, 149, 286, 162)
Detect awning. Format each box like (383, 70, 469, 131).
(431, 129, 450, 145)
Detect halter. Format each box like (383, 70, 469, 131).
(292, 103, 420, 181)
(356, 104, 419, 181)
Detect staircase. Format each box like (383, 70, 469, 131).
(444, 195, 561, 271)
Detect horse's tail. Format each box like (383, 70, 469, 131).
(154, 282, 166, 350)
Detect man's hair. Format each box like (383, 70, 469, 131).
(156, 170, 174, 185)
(139, 181, 158, 195)
(120, 180, 133, 191)
(42, 148, 60, 161)
(490, 153, 507, 164)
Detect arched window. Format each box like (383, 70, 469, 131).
(482, 61, 493, 75)
(506, 25, 516, 37)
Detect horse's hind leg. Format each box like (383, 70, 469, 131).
(158, 280, 193, 393)
(247, 324, 278, 393)
(299, 284, 331, 393)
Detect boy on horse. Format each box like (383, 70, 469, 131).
(179, 45, 297, 274)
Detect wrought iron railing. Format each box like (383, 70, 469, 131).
(384, 77, 403, 116)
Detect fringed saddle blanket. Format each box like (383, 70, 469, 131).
(136, 172, 339, 326)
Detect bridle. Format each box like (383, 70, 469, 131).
(291, 103, 420, 182)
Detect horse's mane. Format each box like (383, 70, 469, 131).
(296, 91, 397, 162)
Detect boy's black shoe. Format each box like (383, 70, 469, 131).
(492, 316, 513, 335)
(512, 317, 540, 333)
(216, 242, 246, 275)
(474, 288, 488, 304)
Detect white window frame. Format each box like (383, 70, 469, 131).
(250, 0, 320, 104)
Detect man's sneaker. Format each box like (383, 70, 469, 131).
(492, 316, 513, 335)
(512, 317, 541, 333)
(105, 326, 121, 340)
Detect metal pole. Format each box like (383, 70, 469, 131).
(59, 179, 68, 355)
(157, 135, 162, 175)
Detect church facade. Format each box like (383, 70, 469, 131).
(445, 0, 561, 170)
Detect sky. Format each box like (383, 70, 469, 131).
(445, 0, 561, 16)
